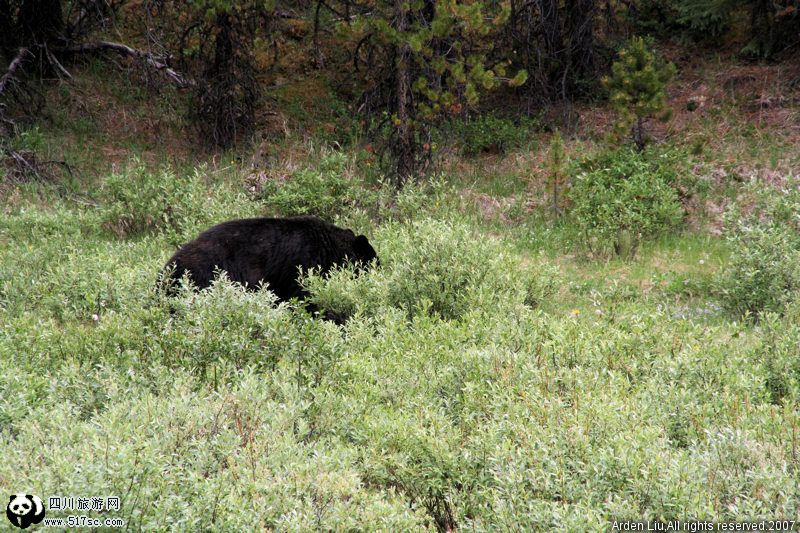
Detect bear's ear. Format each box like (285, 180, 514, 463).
(9, 495, 14, 502)
(354, 234, 370, 252)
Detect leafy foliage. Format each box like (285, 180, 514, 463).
(568, 147, 684, 258)
(97, 160, 255, 245)
(456, 114, 533, 155)
(716, 181, 800, 318)
(758, 313, 800, 404)
(717, 223, 800, 318)
(675, 0, 736, 40)
(628, 0, 799, 57)
(303, 218, 561, 322)
(630, 0, 736, 42)
(258, 152, 375, 220)
(740, 0, 800, 59)
(3, 160, 800, 529)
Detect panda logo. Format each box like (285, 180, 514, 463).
(6, 494, 45, 529)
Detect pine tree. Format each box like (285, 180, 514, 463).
(335, 0, 528, 184)
(603, 37, 675, 151)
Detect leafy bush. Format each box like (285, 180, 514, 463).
(382, 219, 503, 319)
(259, 152, 376, 220)
(97, 161, 253, 245)
(569, 147, 684, 258)
(5, 163, 800, 529)
(716, 224, 800, 317)
(457, 115, 533, 156)
(629, 0, 680, 35)
(154, 277, 347, 387)
(758, 313, 800, 404)
(98, 162, 189, 237)
(0, 207, 161, 321)
(303, 218, 561, 322)
(716, 183, 800, 318)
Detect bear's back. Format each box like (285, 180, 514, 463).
(196, 215, 341, 243)
(163, 215, 355, 297)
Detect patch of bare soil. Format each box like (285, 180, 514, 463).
(464, 189, 517, 222)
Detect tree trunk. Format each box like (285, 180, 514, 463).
(394, 0, 414, 185)
(750, 0, 775, 56)
(0, 0, 14, 60)
(541, 0, 565, 90)
(211, 13, 237, 147)
(541, 0, 563, 56)
(18, 0, 64, 45)
(566, 0, 596, 81)
(633, 117, 644, 151)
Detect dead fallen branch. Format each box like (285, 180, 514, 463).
(1, 148, 72, 184)
(0, 47, 33, 96)
(60, 40, 193, 88)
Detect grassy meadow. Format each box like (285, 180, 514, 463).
(1, 62, 800, 530)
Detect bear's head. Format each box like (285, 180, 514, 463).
(352, 234, 379, 269)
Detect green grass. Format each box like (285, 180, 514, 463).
(1, 152, 799, 530)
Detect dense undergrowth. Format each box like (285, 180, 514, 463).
(1, 142, 799, 529)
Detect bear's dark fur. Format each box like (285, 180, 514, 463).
(160, 216, 378, 313)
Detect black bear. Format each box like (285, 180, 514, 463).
(160, 216, 378, 319)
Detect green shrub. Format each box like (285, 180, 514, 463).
(157, 277, 345, 386)
(457, 115, 533, 156)
(716, 224, 800, 318)
(0, 207, 161, 321)
(97, 161, 253, 245)
(98, 161, 189, 238)
(382, 219, 499, 319)
(303, 218, 561, 322)
(716, 183, 800, 318)
(6, 163, 800, 529)
(569, 147, 684, 258)
(676, 0, 735, 41)
(259, 152, 375, 220)
(758, 313, 800, 404)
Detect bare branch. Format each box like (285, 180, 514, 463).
(0, 48, 33, 95)
(60, 40, 194, 88)
(2, 147, 73, 183)
(44, 44, 73, 80)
